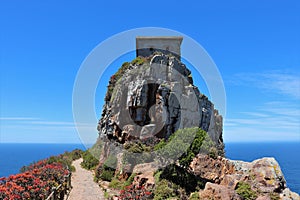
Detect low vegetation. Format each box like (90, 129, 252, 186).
(94, 127, 218, 199)
(154, 127, 216, 167)
(81, 150, 99, 170)
(119, 184, 153, 200)
(131, 56, 145, 66)
(105, 57, 147, 102)
(123, 141, 152, 168)
(159, 164, 205, 194)
(95, 155, 117, 182)
(235, 181, 258, 200)
(153, 179, 179, 200)
(0, 149, 83, 200)
(189, 192, 200, 200)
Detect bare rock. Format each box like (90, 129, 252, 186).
(140, 124, 156, 140)
(191, 155, 299, 198)
(98, 53, 224, 154)
(250, 157, 286, 193)
(256, 196, 271, 200)
(199, 182, 242, 200)
(280, 188, 300, 200)
(132, 162, 158, 189)
(190, 154, 236, 183)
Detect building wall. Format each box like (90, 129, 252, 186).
(136, 37, 183, 60)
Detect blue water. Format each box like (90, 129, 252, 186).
(0, 142, 299, 194)
(225, 142, 300, 194)
(0, 143, 86, 177)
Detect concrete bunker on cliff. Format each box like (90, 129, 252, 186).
(136, 36, 183, 60)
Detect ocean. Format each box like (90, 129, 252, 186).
(0, 142, 299, 194)
(0, 143, 86, 177)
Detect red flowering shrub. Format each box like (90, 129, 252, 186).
(0, 160, 70, 200)
(118, 184, 153, 200)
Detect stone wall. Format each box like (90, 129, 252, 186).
(136, 36, 183, 60)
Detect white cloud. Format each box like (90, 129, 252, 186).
(232, 70, 300, 99)
(239, 112, 269, 118)
(224, 101, 300, 142)
(224, 126, 300, 143)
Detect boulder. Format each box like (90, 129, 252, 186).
(132, 162, 158, 189)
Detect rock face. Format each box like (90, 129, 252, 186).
(190, 154, 300, 200)
(97, 53, 224, 154)
(127, 155, 299, 199)
(95, 52, 300, 200)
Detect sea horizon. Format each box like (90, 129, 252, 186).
(0, 141, 299, 194)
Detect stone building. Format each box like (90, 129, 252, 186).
(136, 36, 183, 60)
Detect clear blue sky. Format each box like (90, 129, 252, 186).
(1, 0, 299, 144)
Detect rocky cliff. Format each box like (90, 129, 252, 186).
(94, 52, 299, 200)
(128, 155, 299, 200)
(97, 53, 224, 155)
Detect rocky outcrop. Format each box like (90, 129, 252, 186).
(97, 53, 224, 155)
(190, 154, 300, 200)
(128, 155, 299, 200)
(94, 51, 299, 200)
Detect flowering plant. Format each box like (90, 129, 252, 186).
(118, 184, 153, 200)
(0, 159, 69, 200)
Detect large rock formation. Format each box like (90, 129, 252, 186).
(97, 53, 224, 154)
(192, 155, 300, 200)
(129, 155, 299, 200)
(94, 52, 299, 200)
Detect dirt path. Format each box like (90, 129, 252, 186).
(67, 158, 105, 200)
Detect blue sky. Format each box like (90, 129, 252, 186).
(0, 0, 299, 144)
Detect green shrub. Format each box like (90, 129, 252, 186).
(113, 62, 131, 83)
(123, 173, 136, 187)
(155, 127, 207, 168)
(269, 192, 280, 200)
(109, 178, 123, 189)
(154, 139, 166, 151)
(94, 155, 117, 182)
(99, 169, 114, 181)
(131, 57, 144, 65)
(105, 61, 131, 101)
(199, 135, 218, 158)
(154, 170, 163, 184)
(235, 182, 257, 200)
(159, 164, 205, 194)
(154, 179, 178, 200)
(189, 192, 200, 200)
(104, 191, 110, 199)
(123, 142, 153, 168)
(69, 165, 76, 172)
(81, 151, 99, 170)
